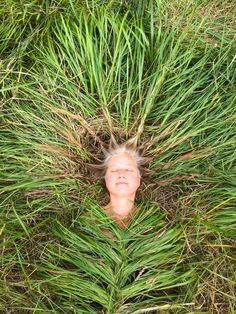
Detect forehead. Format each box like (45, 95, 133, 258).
(107, 152, 138, 168)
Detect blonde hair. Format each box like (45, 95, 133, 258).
(100, 137, 148, 177)
(87, 137, 150, 179)
(102, 144, 143, 173)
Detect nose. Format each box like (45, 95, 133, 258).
(118, 170, 126, 178)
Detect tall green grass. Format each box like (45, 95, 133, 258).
(1, 0, 235, 313)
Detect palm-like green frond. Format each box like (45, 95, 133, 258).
(34, 199, 195, 313)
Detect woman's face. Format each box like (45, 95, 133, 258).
(105, 152, 141, 198)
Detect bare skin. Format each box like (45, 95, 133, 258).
(103, 203, 137, 229)
(104, 152, 141, 229)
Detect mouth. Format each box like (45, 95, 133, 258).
(116, 182, 128, 185)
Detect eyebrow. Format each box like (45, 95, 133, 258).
(108, 164, 137, 168)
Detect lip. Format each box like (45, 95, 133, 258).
(116, 182, 128, 185)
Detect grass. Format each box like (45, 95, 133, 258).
(0, 0, 236, 313)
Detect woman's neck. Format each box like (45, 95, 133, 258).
(106, 195, 135, 218)
(103, 195, 138, 229)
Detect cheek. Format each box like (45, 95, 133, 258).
(136, 176, 141, 188)
(129, 174, 141, 188)
(105, 174, 115, 189)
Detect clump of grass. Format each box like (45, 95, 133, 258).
(1, 0, 235, 313)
